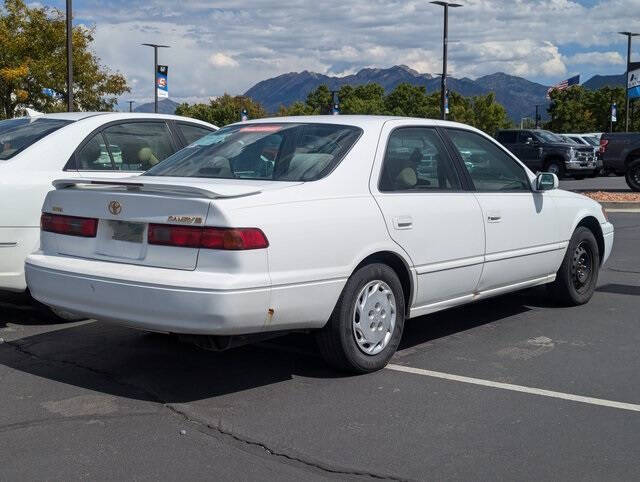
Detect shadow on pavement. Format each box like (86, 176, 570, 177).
(597, 283, 640, 297)
(0, 287, 555, 404)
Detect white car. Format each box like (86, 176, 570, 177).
(0, 112, 217, 295)
(26, 116, 614, 372)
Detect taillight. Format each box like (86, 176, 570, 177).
(599, 139, 608, 154)
(41, 213, 98, 238)
(148, 224, 268, 250)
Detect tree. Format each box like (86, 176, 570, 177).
(384, 83, 438, 117)
(0, 0, 129, 118)
(175, 94, 267, 127)
(469, 93, 512, 134)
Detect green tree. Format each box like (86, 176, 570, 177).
(0, 0, 129, 118)
(469, 93, 512, 134)
(175, 94, 267, 127)
(384, 83, 438, 117)
(339, 84, 386, 115)
(546, 86, 595, 132)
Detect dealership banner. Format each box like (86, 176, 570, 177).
(629, 62, 640, 100)
(157, 65, 169, 99)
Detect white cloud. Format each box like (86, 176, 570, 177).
(565, 51, 625, 65)
(209, 53, 239, 68)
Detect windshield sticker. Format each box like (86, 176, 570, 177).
(238, 125, 283, 133)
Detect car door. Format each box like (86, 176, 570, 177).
(443, 128, 563, 293)
(371, 122, 485, 314)
(69, 120, 179, 178)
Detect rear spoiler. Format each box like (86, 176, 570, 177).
(52, 178, 261, 200)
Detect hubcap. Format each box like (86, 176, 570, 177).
(352, 280, 397, 356)
(631, 165, 640, 187)
(571, 241, 594, 293)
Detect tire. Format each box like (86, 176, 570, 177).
(544, 159, 565, 179)
(316, 263, 405, 373)
(548, 226, 600, 306)
(48, 307, 87, 322)
(625, 159, 640, 192)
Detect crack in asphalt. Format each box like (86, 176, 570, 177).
(2, 339, 408, 481)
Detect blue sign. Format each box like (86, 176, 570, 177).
(157, 65, 168, 98)
(611, 103, 617, 123)
(444, 90, 450, 115)
(629, 68, 640, 100)
(42, 88, 61, 99)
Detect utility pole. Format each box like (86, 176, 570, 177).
(619, 32, 639, 132)
(330, 90, 340, 115)
(66, 0, 73, 112)
(535, 105, 540, 129)
(127, 101, 135, 112)
(142, 43, 169, 113)
(431, 1, 462, 120)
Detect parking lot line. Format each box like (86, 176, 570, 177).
(386, 364, 640, 413)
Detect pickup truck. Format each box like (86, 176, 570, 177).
(599, 132, 640, 191)
(495, 129, 599, 179)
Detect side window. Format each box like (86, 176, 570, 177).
(102, 122, 175, 171)
(379, 127, 461, 192)
(497, 131, 517, 144)
(76, 133, 114, 171)
(446, 129, 531, 192)
(517, 131, 532, 143)
(178, 123, 215, 145)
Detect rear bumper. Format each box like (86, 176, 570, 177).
(25, 254, 275, 335)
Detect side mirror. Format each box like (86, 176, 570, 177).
(526, 137, 534, 145)
(535, 172, 559, 191)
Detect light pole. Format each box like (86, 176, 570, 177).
(619, 32, 639, 132)
(66, 0, 73, 112)
(431, 1, 462, 121)
(142, 43, 169, 113)
(127, 101, 135, 112)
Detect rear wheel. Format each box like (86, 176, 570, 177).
(316, 263, 405, 373)
(544, 159, 565, 179)
(625, 159, 640, 192)
(548, 226, 599, 306)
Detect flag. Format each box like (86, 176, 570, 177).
(546, 74, 580, 98)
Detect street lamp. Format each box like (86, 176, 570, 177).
(127, 101, 135, 112)
(431, 1, 462, 121)
(619, 32, 640, 132)
(142, 43, 170, 113)
(66, 0, 73, 112)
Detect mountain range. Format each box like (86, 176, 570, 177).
(131, 66, 627, 122)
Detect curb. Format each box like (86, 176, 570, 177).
(600, 201, 640, 212)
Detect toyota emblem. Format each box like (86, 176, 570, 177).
(108, 201, 122, 215)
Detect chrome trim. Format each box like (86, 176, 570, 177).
(0, 242, 18, 247)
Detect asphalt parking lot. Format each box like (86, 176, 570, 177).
(1, 210, 639, 481)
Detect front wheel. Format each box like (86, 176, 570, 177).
(316, 263, 405, 373)
(548, 226, 600, 306)
(625, 159, 640, 192)
(545, 160, 565, 179)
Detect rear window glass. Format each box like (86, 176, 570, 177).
(0, 118, 72, 160)
(144, 123, 362, 181)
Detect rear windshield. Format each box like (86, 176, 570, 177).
(145, 123, 362, 181)
(0, 118, 73, 160)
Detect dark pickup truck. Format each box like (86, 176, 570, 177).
(495, 129, 599, 179)
(599, 132, 640, 191)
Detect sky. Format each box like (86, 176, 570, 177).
(37, 0, 640, 106)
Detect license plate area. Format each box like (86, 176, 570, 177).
(109, 220, 145, 243)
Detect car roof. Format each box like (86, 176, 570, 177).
(230, 115, 478, 131)
(9, 112, 216, 127)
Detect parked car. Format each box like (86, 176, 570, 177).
(495, 129, 599, 179)
(562, 133, 602, 176)
(599, 132, 640, 190)
(26, 116, 613, 373)
(0, 112, 217, 299)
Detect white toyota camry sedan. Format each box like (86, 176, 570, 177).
(26, 116, 614, 372)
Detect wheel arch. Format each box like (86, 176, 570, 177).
(352, 250, 414, 316)
(625, 148, 640, 165)
(575, 216, 605, 264)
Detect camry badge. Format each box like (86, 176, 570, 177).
(108, 201, 122, 215)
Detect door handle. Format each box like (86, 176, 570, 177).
(487, 210, 502, 223)
(393, 216, 413, 230)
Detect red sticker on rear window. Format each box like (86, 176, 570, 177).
(238, 125, 282, 133)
